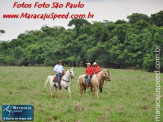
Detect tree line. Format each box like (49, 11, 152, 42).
(0, 11, 163, 72)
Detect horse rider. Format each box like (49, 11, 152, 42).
(54, 60, 64, 89)
(92, 62, 101, 74)
(85, 63, 93, 86)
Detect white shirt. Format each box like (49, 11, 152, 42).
(54, 64, 64, 74)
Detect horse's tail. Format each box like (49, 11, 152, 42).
(44, 76, 50, 88)
(77, 75, 86, 87)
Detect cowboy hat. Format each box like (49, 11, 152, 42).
(93, 62, 97, 65)
(58, 60, 62, 63)
(86, 63, 91, 65)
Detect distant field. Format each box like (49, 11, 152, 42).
(0, 66, 162, 122)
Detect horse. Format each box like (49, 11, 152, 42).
(78, 69, 110, 99)
(44, 68, 74, 99)
(86, 77, 108, 93)
(86, 69, 112, 93)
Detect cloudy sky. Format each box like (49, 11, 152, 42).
(0, 0, 162, 41)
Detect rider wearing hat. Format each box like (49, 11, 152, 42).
(92, 62, 101, 74)
(54, 60, 64, 89)
(85, 63, 93, 86)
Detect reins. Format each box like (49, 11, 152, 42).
(61, 70, 73, 83)
(62, 79, 70, 82)
(94, 71, 108, 84)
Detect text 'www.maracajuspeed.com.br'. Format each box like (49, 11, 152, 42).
(2, 12, 94, 20)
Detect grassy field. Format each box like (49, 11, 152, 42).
(0, 66, 162, 122)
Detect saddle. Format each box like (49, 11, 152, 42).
(53, 74, 64, 83)
(53, 76, 58, 82)
(85, 75, 93, 86)
(85, 75, 93, 80)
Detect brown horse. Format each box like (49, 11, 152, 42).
(78, 69, 111, 99)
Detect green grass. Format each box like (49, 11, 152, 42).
(0, 66, 162, 122)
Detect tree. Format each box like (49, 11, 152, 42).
(150, 11, 163, 27)
(0, 12, 162, 72)
(0, 30, 5, 37)
(127, 13, 149, 24)
(14, 47, 24, 65)
(0, 30, 5, 33)
(134, 19, 149, 31)
(68, 19, 90, 37)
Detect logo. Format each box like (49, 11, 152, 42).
(2, 105, 33, 121)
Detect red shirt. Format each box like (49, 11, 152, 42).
(85, 67, 93, 75)
(92, 65, 101, 74)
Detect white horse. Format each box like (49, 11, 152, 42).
(44, 68, 74, 99)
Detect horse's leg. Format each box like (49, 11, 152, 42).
(68, 87, 71, 99)
(50, 86, 53, 98)
(92, 86, 96, 98)
(54, 87, 57, 99)
(60, 87, 63, 99)
(95, 86, 99, 99)
(92, 86, 99, 99)
(84, 85, 86, 93)
(100, 81, 104, 93)
(99, 86, 102, 93)
(90, 87, 93, 92)
(80, 85, 84, 97)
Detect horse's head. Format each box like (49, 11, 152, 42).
(103, 69, 111, 81)
(68, 68, 75, 79)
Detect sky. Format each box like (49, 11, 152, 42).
(0, 0, 163, 41)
